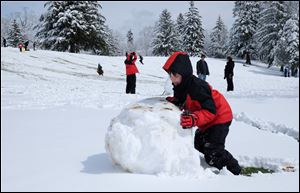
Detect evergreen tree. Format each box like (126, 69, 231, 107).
(254, 1, 288, 67)
(127, 29, 134, 51)
(34, 1, 65, 50)
(227, 1, 260, 62)
(137, 26, 155, 56)
(7, 19, 23, 47)
(35, 1, 107, 54)
(152, 9, 179, 56)
(280, 16, 299, 71)
(83, 1, 107, 54)
(183, 1, 205, 56)
(176, 13, 185, 51)
(209, 16, 228, 58)
(105, 26, 121, 56)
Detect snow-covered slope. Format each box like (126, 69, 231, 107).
(1, 47, 299, 191)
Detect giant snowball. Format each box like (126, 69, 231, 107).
(105, 97, 203, 177)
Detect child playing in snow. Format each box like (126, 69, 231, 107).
(163, 51, 241, 175)
(124, 52, 139, 94)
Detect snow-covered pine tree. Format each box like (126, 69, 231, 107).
(137, 26, 155, 56)
(226, 1, 242, 57)
(17, 7, 39, 42)
(1, 17, 10, 41)
(183, 1, 205, 56)
(7, 19, 23, 47)
(280, 16, 299, 72)
(176, 13, 185, 51)
(127, 29, 134, 52)
(104, 26, 121, 56)
(209, 15, 228, 58)
(254, 1, 288, 67)
(152, 9, 179, 56)
(227, 1, 260, 62)
(83, 1, 107, 54)
(34, 1, 66, 51)
(203, 30, 212, 57)
(35, 1, 107, 54)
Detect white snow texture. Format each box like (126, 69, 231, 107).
(105, 97, 203, 177)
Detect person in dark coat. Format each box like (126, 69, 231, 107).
(124, 52, 139, 94)
(164, 52, 241, 175)
(196, 54, 210, 81)
(224, 56, 235, 91)
(24, 40, 29, 51)
(97, 63, 104, 76)
(3, 37, 7, 47)
(33, 41, 36, 51)
(139, 55, 144, 64)
(245, 52, 251, 65)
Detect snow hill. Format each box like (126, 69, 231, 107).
(1, 47, 299, 191)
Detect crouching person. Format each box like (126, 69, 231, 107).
(163, 52, 241, 175)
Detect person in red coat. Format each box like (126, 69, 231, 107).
(163, 51, 241, 175)
(18, 42, 23, 52)
(124, 52, 139, 94)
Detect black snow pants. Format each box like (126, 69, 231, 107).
(194, 121, 241, 175)
(126, 74, 136, 94)
(226, 77, 234, 91)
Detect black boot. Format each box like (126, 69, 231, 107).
(226, 159, 241, 175)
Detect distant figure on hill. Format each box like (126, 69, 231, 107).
(139, 55, 144, 65)
(33, 41, 36, 51)
(24, 40, 29, 51)
(224, 56, 235, 91)
(245, 52, 251, 65)
(18, 42, 23, 52)
(97, 63, 104, 76)
(124, 52, 139, 94)
(3, 37, 7, 47)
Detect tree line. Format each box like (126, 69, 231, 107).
(2, 1, 299, 70)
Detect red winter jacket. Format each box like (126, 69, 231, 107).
(125, 52, 139, 75)
(184, 83, 233, 132)
(163, 52, 233, 132)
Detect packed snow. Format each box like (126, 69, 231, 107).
(105, 97, 203, 177)
(1, 47, 299, 191)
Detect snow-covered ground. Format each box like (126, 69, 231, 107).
(1, 47, 299, 191)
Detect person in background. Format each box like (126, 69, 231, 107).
(124, 52, 139, 94)
(139, 55, 144, 65)
(224, 56, 235, 91)
(3, 37, 7, 47)
(196, 54, 210, 81)
(24, 40, 29, 51)
(33, 41, 36, 51)
(18, 41, 23, 52)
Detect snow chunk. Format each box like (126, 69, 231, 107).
(105, 97, 203, 177)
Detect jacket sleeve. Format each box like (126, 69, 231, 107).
(132, 53, 138, 63)
(190, 84, 217, 126)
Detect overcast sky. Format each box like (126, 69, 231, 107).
(1, 1, 235, 37)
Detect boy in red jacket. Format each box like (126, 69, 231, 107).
(163, 52, 241, 175)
